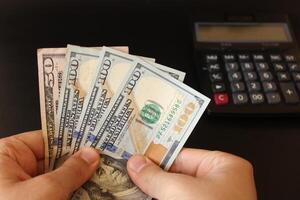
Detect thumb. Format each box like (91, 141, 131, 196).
(127, 155, 176, 199)
(28, 148, 100, 199)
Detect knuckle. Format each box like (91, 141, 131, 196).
(0, 139, 19, 158)
(210, 150, 233, 163)
(211, 150, 234, 159)
(210, 150, 254, 171)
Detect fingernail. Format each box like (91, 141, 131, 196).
(128, 155, 147, 173)
(79, 148, 99, 165)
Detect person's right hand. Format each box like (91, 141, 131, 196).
(127, 148, 257, 200)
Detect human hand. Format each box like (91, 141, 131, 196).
(127, 148, 257, 200)
(0, 130, 100, 200)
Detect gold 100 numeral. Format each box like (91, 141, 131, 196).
(174, 102, 195, 133)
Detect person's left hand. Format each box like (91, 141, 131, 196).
(0, 130, 100, 200)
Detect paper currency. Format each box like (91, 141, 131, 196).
(90, 59, 209, 169)
(71, 47, 138, 154)
(37, 46, 186, 170)
(71, 153, 149, 200)
(73, 47, 187, 154)
(52, 45, 103, 169)
(37, 48, 66, 172)
(38, 46, 129, 171)
(82, 48, 185, 149)
(37, 44, 209, 200)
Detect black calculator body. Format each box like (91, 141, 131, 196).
(193, 15, 300, 115)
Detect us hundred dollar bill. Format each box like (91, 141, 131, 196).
(37, 48, 66, 172)
(91, 58, 210, 170)
(72, 152, 149, 200)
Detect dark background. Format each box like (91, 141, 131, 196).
(0, 1, 300, 199)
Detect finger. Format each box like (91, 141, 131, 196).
(127, 155, 179, 199)
(14, 130, 44, 160)
(170, 148, 245, 177)
(27, 148, 100, 199)
(169, 148, 212, 176)
(0, 131, 44, 177)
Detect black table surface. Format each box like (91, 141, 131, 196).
(0, 2, 300, 199)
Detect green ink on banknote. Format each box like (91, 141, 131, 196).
(140, 103, 161, 124)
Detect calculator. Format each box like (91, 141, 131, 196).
(193, 15, 300, 115)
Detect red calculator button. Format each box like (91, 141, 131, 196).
(214, 93, 229, 105)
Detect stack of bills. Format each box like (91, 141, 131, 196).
(37, 45, 210, 200)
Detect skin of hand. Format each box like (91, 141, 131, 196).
(127, 148, 257, 200)
(0, 130, 100, 200)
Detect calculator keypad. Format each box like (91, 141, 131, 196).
(205, 53, 300, 107)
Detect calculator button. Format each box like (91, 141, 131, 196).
(225, 62, 239, 72)
(212, 83, 226, 92)
(292, 73, 300, 82)
(232, 93, 248, 104)
(238, 54, 250, 62)
(253, 54, 265, 61)
(249, 92, 265, 104)
(266, 93, 281, 104)
(285, 55, 297, 62)
(243, 71, 257, 81)
(241, 62, 254, 71)
(210, 73, 223, 82)
(288, 63, 300, 72)
(207, 63, 221, 72)
(214, 93, 229, 105)
(247, 82, 261, 92)
(223, 54, 236, 62)
(270, 55, 282, 62)
(205, 55, 218, 63)
(280, 82, 299, 103)
(231, 82, 245, 92)
(277, 72, 291, 81)
(262, 82, 277, 92)
(228, 72, 242, 82)
(259, 72, 273, 81)
(273, 63, 286, 72)
(255, 62, 269, 71)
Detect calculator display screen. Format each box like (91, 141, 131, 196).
(195, 23, 292, 43)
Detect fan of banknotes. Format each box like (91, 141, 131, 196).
(37, 45, 210, 200)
